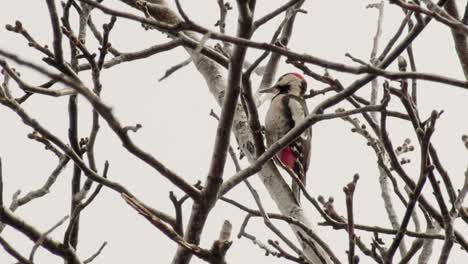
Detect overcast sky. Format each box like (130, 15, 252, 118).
(0, 0, 467, 263)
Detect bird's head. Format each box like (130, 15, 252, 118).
(259, 73, 307, 97)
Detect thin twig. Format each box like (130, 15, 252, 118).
(221, 104, 387, 195)
(244, 180, 306, 258)
(5, 21, 54, 58)
(171, 1, 255, 262)
(30, 215, 70, 262)
(83, 242, 108, 264)
(0, 157, 3, 207)
(344, 174, 359, 264)
(384, 110, 437, 262)
(0, 50, 201, 200)
(0, 236, 33, 264)
(79, 39, 183, 71)
(253, 0, 302, 30)
(45, 0, 64, 64)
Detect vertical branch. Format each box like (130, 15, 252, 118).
(429, 146, 458, 215)
(432, 174, 453, 264)
(344, 174, 359, 264)
(451, 164, 468, 217)
(418, 224, 440, 263)
(256, 0, 304, 103)
(0, 157, 3, 207)
(437, 164, 468, 260)
(445, 0, 468, 80)
(68, 93, 82, 250)
(216, 0, 232, 51)
(78, 2, 92, 41)
(406, 45, 418, 104)
(171, 1, 255, 263)
(113, 1, 336, 263)
(384, 111, 437, 263)
(370, 9, 409, 248)
(444, 0, 468, 79)
(370, 5, 408, 256)
(402, 8, 418, 104)
(242, 60, 266, 157)
(394, 71, 455, 263)
(45, 0, 64, 65)
(400, 239, 423, 263)
(369, 1, 385, 115)
(204, 0, 253, 194)
(61, 0, 86, 251)
(83, 15, 116, 192)
(463, 2, 468, 25)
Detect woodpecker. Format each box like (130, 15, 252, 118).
(260, 73, 311, 203)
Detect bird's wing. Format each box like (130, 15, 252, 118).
(287, 97, 312, 178)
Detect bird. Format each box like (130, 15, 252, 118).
(260, 73, 312, 203)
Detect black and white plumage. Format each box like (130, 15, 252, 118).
(260, 73, 311, 203)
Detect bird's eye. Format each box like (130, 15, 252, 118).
(277, 85, 289, 92)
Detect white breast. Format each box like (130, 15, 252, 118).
(264, 95, 291, 146)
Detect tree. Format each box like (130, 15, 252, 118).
(0, 0, 467, 263)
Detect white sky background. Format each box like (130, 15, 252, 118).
(0, 0, 467, 263)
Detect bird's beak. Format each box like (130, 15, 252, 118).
(258, 86, 277, 94)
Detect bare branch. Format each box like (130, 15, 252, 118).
(0, 157, 3, 207)
(443, 0, 468, 79)
(244, 180, 304, 257)
(253, 0, 302, 30)
(0, 61, 77, 97)
(238, 214, 280, 257)
(30, 215, 70, 262)
(0, 208, 82, 264)
(257, 0, 304, 101)
(1, 1, 468, 263)
(221, 104, 387, 194)
(11, 157, 69, 210)
(384, 110, 437, 262)
(0, 235, 33, 264)
(346, 53, 468, 88)
(122, 123, 143, 133)
(5, 20, 54, 58)
(83, 242, 108, 264)
(391, 0, 468, 36)
(451, 163, 468, 218)
(172, 1, 255, 262)
(0, 80, 178, 231)
(343, 174, 359, 264)
(122, 193, 213, 261)
(0, 51, 201, 200)
(80, 39, 183, 71)
(158, 58, 191, 82)
(45, 0, 64, 64)
(82, 0, 467, 89)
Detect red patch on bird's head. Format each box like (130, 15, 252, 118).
(290, 73, 304, 80)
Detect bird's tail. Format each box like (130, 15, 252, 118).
(273, 155, 305, 205)
(292, 181, 301, 204)
(292, 161, 306, 204)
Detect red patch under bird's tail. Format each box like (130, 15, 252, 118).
(278, 147, 304, 204)
(279, 147, 296, 168)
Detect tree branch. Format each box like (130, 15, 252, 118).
(171, 0, 255, 262)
